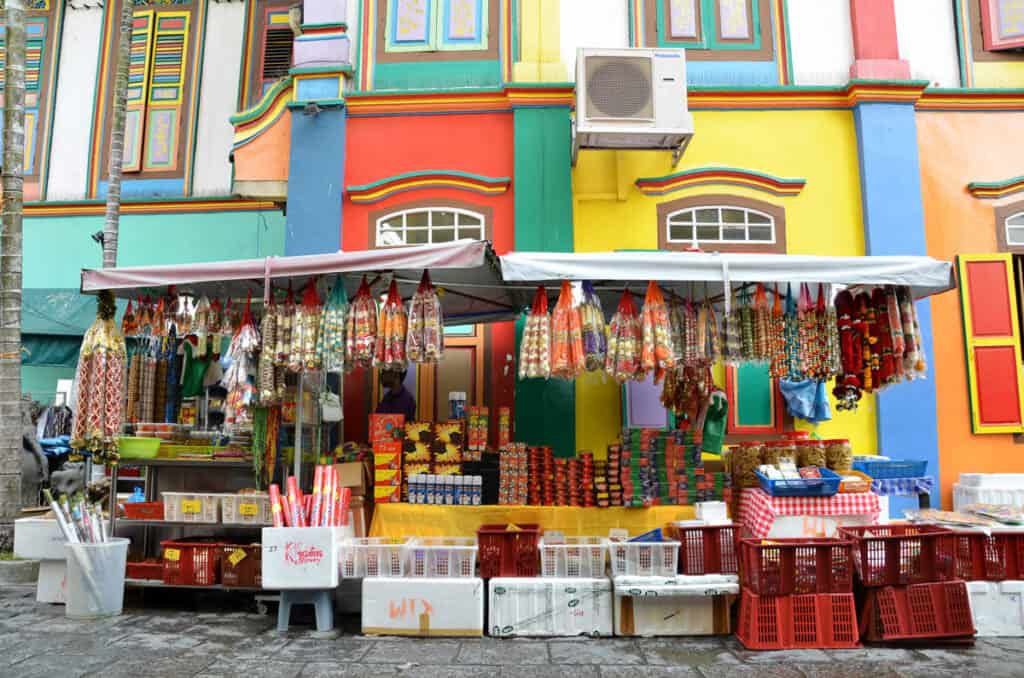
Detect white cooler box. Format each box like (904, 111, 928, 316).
(362, 577, 484, 637)
(613, 574, 738, 637)
(14, 518, 69, 604)
(261, 526, 352, 590)
(967, 580, 1024, 637)
(488, 577, 613, 637)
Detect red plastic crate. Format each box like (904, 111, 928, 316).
(125, 560, 163, 580)
(666, 524, 739, 575)
(477, 523, 541, 578)
(860, 581, 975, 642)
(839, 525, 957, 587)
(740, 538, 854, 595)
(953, 531, 1024, 581)
(161, 540, 222, 586)
(736, 590, 860, 650)
(122, 502, 164, 521)
(220, 545, 261, 588)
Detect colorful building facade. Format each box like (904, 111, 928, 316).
(21, 0, 1024, 509)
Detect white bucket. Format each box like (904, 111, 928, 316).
(64, 537, 130, 619)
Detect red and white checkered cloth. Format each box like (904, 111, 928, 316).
(739, 488, 881, 539)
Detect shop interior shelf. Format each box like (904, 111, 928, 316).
(124, 577, 263, 591)
(119, 458, 251, 469)
(117, 520, 262, 528)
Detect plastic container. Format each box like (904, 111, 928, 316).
(221, 494, 272, 526)
(160, 540, 222, 586)
(953, 531, 1024, 581)
(407, 537, 478, 577)
(839, 524, 957, 587)
(860, 581, 975, 642)
(65, 538, 130, 619)
(220, 544, 262, 588)
(608, 540, 680, 577)
(740, 538, 854, 595)
(161, 492, 221, 523)
(954, 483, 1024, 511)
(477, 523, 542, 578)
(825, 439, 853, 472)
(838, 470, 873, 494)
(125, 560, 163, 581)
(731, 443, 761, 488)
(665, 523, 739, 575)
(966, 580, 1024, 637)
(122, 501, 164, 521)
(759, 441, 780, 467)
(755, 467, 842, 498)
(852, 458, 927, 479)
(339, 537, 408, 578)
(959, 473, 1024, 489)
(797, 440, 826, 469)
(539, 536, 607, 578)
(118, 436, 161, 459)
(736, 590, 859, 650)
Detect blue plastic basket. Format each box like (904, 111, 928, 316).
(852, 458, 927, 480)
(756, 468, 842, 498)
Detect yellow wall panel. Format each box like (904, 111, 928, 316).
(575, 371, 622, 458)
(973, 62, 1024, 89)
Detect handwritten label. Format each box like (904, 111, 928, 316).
(284, 542, 324, 566)
(228, 549, 247, 567)
(181, 500, 201, 515)
(388, 598, 434, 619)
(238, 503, 259, 517)
(164, 548, 180, 562)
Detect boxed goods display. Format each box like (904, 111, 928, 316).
(612, 575, 738, 637)
(362, 577, 484, 637)
(261, 526, 352, 589)
(488, 577, 613, 637)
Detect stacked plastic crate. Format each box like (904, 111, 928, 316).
(613, 524, 739, 637)
(840, 525, 975, 644)
(736, 536, 860, 649)
(955, 528, 1024, 636)
(488, 534, 613, 637)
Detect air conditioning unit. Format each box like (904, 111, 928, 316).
(574, 47, 694, 166)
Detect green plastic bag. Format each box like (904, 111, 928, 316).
(702, 392, 728, 455)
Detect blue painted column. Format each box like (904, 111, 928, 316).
(854, 100, 939, 514)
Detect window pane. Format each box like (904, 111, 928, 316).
(748, 225, 773, 242)
(722, 227, 746, 241)
(671, 211, 694, 225)
(718, 0, 751, 39)
(406, 211, 429, 228)
(1008, 213, 1024, 227)
(748, 212, 770, 224)
(722, 208, 745, 225)
(459, 226, 483, 241)
(433, 210, 456, 227)
(695, 208, 718, 224)
(459, 213, 482, 226)
(432, 227, 456, 243)
(696, 225, 719, 241)
(406, 228, 429, 244)
(1008, 227, 1024, 246)
(378, 229, 406, 246)
(669, 223, 694, 242)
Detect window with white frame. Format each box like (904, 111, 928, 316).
(665, 205, 775, 247)
(376, 207, 486, 247)
(1007, 212, 1024, 247)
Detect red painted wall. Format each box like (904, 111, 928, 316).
(340, 112, 516, 442)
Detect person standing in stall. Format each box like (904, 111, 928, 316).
(376, 369, 416, 420)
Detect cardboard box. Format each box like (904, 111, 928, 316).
(349, 496, 369, 538)
(261, 526, 352, 590)
(336, 461, 372, 497)
(362, 577, 484, 637)
(489, 577, 613, 637)
(370, 414, 405, 445)
(612, 575, 738, 637)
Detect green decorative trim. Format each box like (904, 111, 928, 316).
(301, 22, 348, 31)
(347, 170, 510, 203)
(287, 98, 345, 109)
(635, 166, 806, 197)
(967, 175, 1024, 199)
(778, 0, 793, 85)
(288, 64, 355, 75)
(229, 76, 293, 125)
(953, 0, 971, 88)
(346, 85, 504, 98)
(40, 0, 67, 200)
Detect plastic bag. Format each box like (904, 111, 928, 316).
(519, 286, 551, 379)
(551, 280, 585, 379)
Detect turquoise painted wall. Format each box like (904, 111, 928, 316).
(23, 365, 76, 402)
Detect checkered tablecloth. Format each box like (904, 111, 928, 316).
(870, 476, 934, 496)
(738, 488, 881, 539)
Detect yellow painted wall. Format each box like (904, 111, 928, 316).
(973, 62, 1024, 89)
(572, 109, 879, 456)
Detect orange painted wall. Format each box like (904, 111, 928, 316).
(918, 111, 1024, 506)
(233, 113, 291, 182)
(341, 112, 516, 441)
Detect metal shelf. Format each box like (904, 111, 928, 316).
(118, 520, 265, 528)
(125, 578, 262, 592)
(118, 458, 251, 469)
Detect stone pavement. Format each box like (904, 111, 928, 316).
(1, 585, 1022, 678)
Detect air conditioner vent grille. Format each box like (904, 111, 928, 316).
(585, 55, 653, 120)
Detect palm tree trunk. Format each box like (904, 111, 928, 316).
(0, 0, 27, 551)
(102, 0, 134, 269)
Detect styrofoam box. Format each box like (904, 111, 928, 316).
(954, 484, 1024, 512)
(36, 560, 67, 604)
(960, 474, 1024, 489)
(764, 513, 875, 539)
(613, 575, 738, 637)
(967, 581, 1024, 637)
(15, 517, 69, 560)
(488, 577, 613, 637)
(261, 526, 352, 590)
(362, 577, 484, 637)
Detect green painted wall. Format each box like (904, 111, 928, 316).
(513, 314, 576, 457)
(373, 61, 501, 91)
(23, 365, 76, 401)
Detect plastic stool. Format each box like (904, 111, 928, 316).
(277, 589, 334, 633)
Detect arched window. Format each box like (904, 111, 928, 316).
(1006, 211, 1024, 248)
(375, 207, 486, 247)
(656, 194, 786, 253)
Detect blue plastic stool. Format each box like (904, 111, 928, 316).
(277, 589, 334, 633)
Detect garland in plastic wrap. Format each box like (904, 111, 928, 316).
(551, 280, 585, 380)
(258, 299, 278, 403)
(275, 288, 294, 367)
(897, 286, 927, 379)
(769, 284, 787, 378)
(375, 280, 408, 370)
(605, 289, 642, 382)
(580, 281, 606, 371)
(346, 276, 378, 371)
(753, 283, 771, 362)
(407, 271, 443, 364)
(224, 294, 260, 428)
(70, 290, 127, 464)
(317, 275, 349, 372)
(290, 279, 322, 372)
(641, 281, 675, 381)
(519, 286, 551, 379)
(832, 290, 863, 411)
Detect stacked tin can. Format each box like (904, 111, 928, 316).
(579, 451, 596, 507)
(499, 443, 528, 505)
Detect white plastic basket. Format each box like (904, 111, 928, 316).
(406, 537, 478, 577)
(161, 492, 221, 523)
(608, 540, 680, 577)
(339, 537, 408, 578)
(954, 484, 1024, 511)
(221, 493, 272, 525)
(539, 537, 608, 578)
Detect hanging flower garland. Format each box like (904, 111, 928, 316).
(317, 275, 349, 372)
(223, 293, 260, 428)
(753, 283, 771, 363)
(275, 288, 294, 367)
(258, 298, 278, 403)
(580, 281, 607, 371)
(606, 288, 642, 383)
(641, 281, 675, 381)
(70, 290, 127, 464)
(375, 280, 408, 371)
(783, 285, 802, 380)
(768, 284, 786, 378)
(898, 286, 927, 379)
(346, 276, 378, 371)
(519, 286, 551, 380)
(551, 280, 585, 380)
(407, 270, 443, 365)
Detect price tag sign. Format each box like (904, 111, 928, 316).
(164, 548, 180, 562)
(238, 503, 259, 517)
(181, 500, 202, 515)
(228, 549, 247, 567)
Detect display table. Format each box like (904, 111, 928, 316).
(738, 488, 880, 539)
(871, 477, 934, 519)
(369, 503, 696, 538)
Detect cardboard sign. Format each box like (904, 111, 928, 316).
(228, 548, 247, 567)
(181, 500, 201, 515)
(238, 503, 259, 517)
(164, 548, 181, 562)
